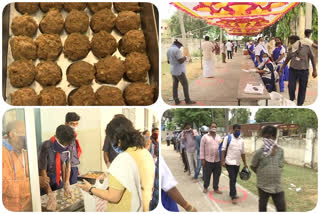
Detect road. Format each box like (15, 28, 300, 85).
(161, 142, 276, 212)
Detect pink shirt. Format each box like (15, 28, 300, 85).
(200, 133, 222, 163)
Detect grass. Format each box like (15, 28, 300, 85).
(234, 154, 318, 212)
(161, 59, 203, 102)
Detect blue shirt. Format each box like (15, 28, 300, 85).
(167, 45, 186, 76)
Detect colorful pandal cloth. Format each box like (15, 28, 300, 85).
(170, 2, 299, 35)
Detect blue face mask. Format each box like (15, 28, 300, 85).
(234, 130, 241, 138)
(112, 144, 123, 154)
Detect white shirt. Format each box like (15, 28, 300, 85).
(202, 41, 215, 60)
(255, 43, 268, 56)
(160, 156, 177, 192)
(222, 134, 245, 166)
(301, 37, 314, 47)
(226, 42, 233, 51)
(167, 45, 186, 76)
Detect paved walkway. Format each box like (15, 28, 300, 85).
(161, 143, 275, 212)
(167, 51, 317, 106)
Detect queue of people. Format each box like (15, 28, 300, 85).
(2, 113, 158, 212)
(166, 123, 286, 211)
(246, 29, 317, 106)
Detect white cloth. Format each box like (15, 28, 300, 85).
(160, 156, 177, 192)
(255, 43, 268, 56)
(301, 37, 314, 47)
(108, 152, 143, 212)
(186, 151, 197, 177)
(203, 58, 215, 77)
(202, 41, 215, 60)
(222, 134, 245, 166)
(226, 42, 233, 51)
(291, 40, 301, 53)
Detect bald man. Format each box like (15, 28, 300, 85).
(2, 121, 50, 211)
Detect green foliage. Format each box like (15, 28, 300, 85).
(171, 109, 226, 129)
(261, 3, 319, 44)
(230, 109, 251, 124)
(312, 5, 318, 41)
(165, 121, 176, 131)
(169, 11, 214, 38)
(255, 109, 317, 131)
(191, 49, 201, 57)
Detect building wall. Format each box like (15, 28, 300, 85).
(39, 108, 157, 174)
(243, 130, 318, 168)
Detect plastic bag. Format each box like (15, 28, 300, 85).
(81, 174, 108, 212)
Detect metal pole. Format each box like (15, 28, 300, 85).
(200, 29, 202, 69)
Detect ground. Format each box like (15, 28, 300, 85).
(161, 142, 318, 212)
(161, 51, 318, 106)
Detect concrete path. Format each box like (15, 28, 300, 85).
(161, 143, 275, 212)
(167, 51, 317, 106)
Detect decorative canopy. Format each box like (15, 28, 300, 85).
(170, 2, 299, 35)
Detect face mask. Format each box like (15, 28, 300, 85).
(112, 144, 124, 153)
(70, 126, 77, 132)
(18, 136, 26, 149)
(145, 136, 150, 140)
(234, 130, 241, 138)
(210, 128, 217, 132)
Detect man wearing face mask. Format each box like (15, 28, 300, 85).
(181, 123, 197, 178)
(221, 124, 247, 204)
(272, 38, 289, 92)
(250, 125, 286, 211)
(167, 39, 196, 105)
(65, 112, 82, 185)
(255, 37, 268, 65)
(2, 121, 50, 211)
(38, 125, 75, 211)
(279, 35, 317, 106)
(200, 123, 222, 194)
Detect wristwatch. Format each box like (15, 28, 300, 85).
(89, 186, 96, 195)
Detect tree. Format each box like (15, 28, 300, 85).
(171, 109, 226, 129)
(230, 109, 251, 124)
(254, 109, 317, 132)
(165, 121, 176, 131)
(169, 11, 212, 38)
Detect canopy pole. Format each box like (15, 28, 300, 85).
(200, 29, 202, 69)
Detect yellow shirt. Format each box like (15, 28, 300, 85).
(107, 147, 155, 212)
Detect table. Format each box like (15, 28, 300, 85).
(237, 72, 271, 106)
(41, 184, 84, 212)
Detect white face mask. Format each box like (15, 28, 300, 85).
(263, 57, 269, 62)
(70, 126, 77, 132)
(210, 128, 217, 132)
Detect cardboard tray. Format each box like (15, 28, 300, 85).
(2, 2, 159, 106)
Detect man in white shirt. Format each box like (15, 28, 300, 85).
(201, 36, 215, 78)
(226, 40, 233, 59)
(221, 124, 248, 204)
(301, 29, 318, 48)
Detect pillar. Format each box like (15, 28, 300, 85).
(305, 3, 313, 29)
(304, 128, 315, 168)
